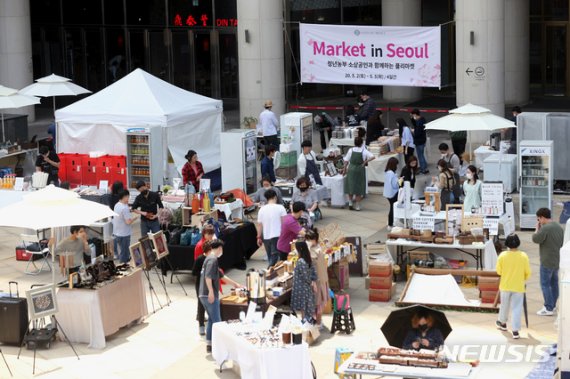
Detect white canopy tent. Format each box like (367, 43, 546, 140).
(55, 68, 223, 175)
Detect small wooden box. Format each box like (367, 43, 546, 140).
(478, 276, 500, 291)
(369, 275, 393, 290)
(368, 261, 392, 277)
(408, 251, 431, 264)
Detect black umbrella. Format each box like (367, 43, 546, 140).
(381, 304, 452, 348)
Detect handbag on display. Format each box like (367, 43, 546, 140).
(180, 228, 195, 246)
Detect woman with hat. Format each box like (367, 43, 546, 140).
(182, 150, 204, 192)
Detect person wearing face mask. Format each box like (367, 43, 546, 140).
(305, 229, 329, 329)
(132, 180, 164, 235)
(35, 145, 60, 185)
(431, 160, 455, 208)
(199, 240, 243, 353)
(402, 311, 444, 351)
(251, 177, 283, 205)
(438, 143, 462, 203)
(291, 177, 320, 224)
(463, 165, 482, 212)
(256, 189, 287, 266)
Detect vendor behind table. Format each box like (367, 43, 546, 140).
(131, 180, 163, 235)
(35, 145, 60, 186)
(53, 225, 90, 273)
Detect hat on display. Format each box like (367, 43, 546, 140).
(264, 100, 273, 108)
(135, 180, 147, 189)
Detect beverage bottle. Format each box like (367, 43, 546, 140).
(203, 191, 211, 212)
(191, 194, 200, 214)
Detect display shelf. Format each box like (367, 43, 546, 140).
(522, 175, 548, 178)
(521, 185, 549, 188)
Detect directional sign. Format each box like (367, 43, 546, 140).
(465, 67, 473, 76)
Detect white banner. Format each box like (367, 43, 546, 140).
(300, 23, 441, 87)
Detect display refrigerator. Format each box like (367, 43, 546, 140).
(220, 129, 257, 194)
(126, 127, 164, 191)
(280, 112, 313, 154)
(519, 140, 553, 229)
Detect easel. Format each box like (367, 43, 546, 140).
(17, 315, 79, 375)
(152, 264, 172, 306)
(162, 256, 188, 296)
(0, 348, 12, 377)
(143, 266, 163, 313)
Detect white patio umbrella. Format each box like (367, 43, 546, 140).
(425, 103, 516, 158)
(0, 85, 41, 142)
(0, 185, 116, 283)
(19, 74, 91, 116)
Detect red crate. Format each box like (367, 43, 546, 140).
(110, 155, 127, 186)
(65, 154, 85, 187)
(57, 153, 69, 182)
(95, 156, 114, 186)
(81, 156, 98, 186)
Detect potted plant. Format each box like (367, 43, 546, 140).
(242, 116, 258, 129)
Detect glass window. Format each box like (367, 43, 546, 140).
(195, 33, 212, 96)
(85, 29, 105, 91)
(290, 0, 341, 24)
(30, 0, 62, 25)
(219, 33, 238, 99)
(529, 22, 542, 87)
(530, 0, 542, 19)
(343, 0, 380, 25)
(214, 0, 238, 27)
(148, 30, 170, 81)
(62, 0, 103, 25)
(128, 30, 148, 72)
(126, 0, 166, 26)
(104, 0, 125, 25)
(106, 28, 127, 83)
(172, 31, 193, 90)
(63, 28, 87, 87)
(169, 0, 213, 28)
(544, 0, 569, 21)
(422, 0, 451, 26)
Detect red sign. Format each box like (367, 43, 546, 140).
(216, 18, 238, 27)
(172, 13, 237, 27)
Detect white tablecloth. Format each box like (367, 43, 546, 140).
(212, 322, 313, 379)
(366, 153, 405, 182)
(214, 199, 244, 220)
(56, 269, 147, 349)
(321, 174, 346, 206)
(385, 239, 497, 270)
(330, 137, 355, 147)
(0, 189, 25, 209)
(474, 145, 501, 169)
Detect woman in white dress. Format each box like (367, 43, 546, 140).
(463, 165, 482, 212)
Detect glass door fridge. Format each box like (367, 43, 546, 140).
(126, 127, 163, 191)
(519, 140, 553, 229)
(220, 129, 258, 194)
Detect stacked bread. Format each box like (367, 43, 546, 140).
(377, 347, 448, 368)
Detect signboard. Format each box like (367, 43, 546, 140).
(413, 216, 435, 232)
(484, 217, 500, 236)
(481, 182, 503, 215)
(299, 23, 441, 87)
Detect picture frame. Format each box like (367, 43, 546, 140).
(149, 230, 169, 260)
(139, 236, 158, 270)
(129, 242, 144, 269)
(325, 161, 338, 176)
(26, 285, 58, 319)
(445, 204, 464, 237)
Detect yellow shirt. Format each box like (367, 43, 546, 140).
(496, 249, 531, 293)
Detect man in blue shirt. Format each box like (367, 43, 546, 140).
(261, 145, 277, 184)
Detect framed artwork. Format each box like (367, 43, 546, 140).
(139, 236, 158, 270)
(445, 204, 464, 237)
(26, 285, 58, 319)
(129, 242, 144, 269)
(325, 161, 338, 176)
(149, 231, 169, 260)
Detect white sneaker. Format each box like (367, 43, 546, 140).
(537, 307, 554, 316)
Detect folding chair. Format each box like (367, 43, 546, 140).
(21, 234, 51, 275)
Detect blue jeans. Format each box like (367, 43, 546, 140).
(263, 237, 280, 267)
(540, 266, 559, 311)
(199, 297, 221, 344)
(115, 235, 131, 263)
(415, 143, 427, 172)
(140, 219, 160, 236)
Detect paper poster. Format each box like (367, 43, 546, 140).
(300, 23, 441, 87)
(481, 182, 503, 215)
(484, 217, 500, 236)
(14, 177, 24, 191)
(199, 178, 211, 192)
(413, 216, 435, 232)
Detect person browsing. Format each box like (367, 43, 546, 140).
(112, 190, 137, 263)
(54, 225, 90, 271)
(260, 146, 277, 184)
(256, 189, 287, 266)
(277, 201, 307, 261)
(259, 100, 279, 149)
(131, 180, 164, 235)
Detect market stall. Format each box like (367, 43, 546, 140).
(56, 268, 147, 349)
(212, 321, 313, 379)
(55, 69, 223, 190)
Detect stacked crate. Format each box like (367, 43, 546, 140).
(368, 261, 395, 302)
(478, 276, 500, 304)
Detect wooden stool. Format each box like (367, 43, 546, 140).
(330, 291, 355, 334)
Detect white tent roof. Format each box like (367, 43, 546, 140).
(55, 68, 222, 126)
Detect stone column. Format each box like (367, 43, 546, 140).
(456, 0, 505, 142)
(237, 0, 285, 126)
(504, 0, 529, 106)
(382, 0, 422, 103)
(0, 0, 34, 121)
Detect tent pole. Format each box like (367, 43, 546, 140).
(52, 97, 56, 119)
(1, 113, 5, 142)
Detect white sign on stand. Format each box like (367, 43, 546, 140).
(483, 217, 500, 236)
(413, 216, 435, 232)
(481, 182, 503, 215)
(14, 177, 24, 191)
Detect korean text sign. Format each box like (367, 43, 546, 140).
(299, 23, 441, 87)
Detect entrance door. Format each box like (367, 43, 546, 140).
(544, 24, 568, 96)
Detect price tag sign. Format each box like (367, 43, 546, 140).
(14, 177, 24, 191)
(483, 217, 500, 236)
(413, 216, 435, 232)
(481, 182, 504, 215)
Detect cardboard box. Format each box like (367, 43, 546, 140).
(480, 290, 499, 304)
(369, 283, 396, 302)
(369, 275, 393, 290)
(478, 276, 500, 291)
(407, 250, 431, 264)
(368, 261, 392, 277)
(328, 260, 350, 291)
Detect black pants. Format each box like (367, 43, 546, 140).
(319, 128, 332, 150)
(387, 194, 399, 227)
(278, 250, 289, 262)
(452, 139, 467, 163)
(195, 279, 206, 327)
(264, 135, 280, 150)
(404, 147, 415, 164)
